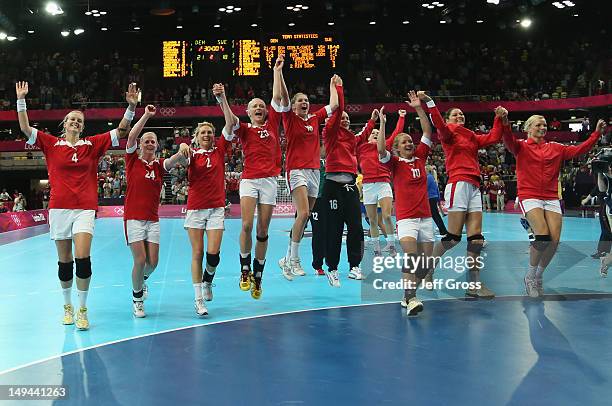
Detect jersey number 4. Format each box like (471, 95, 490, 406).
(71, 152, 78, 163)
(145, 170, 156, 180)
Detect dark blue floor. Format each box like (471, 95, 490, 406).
(1, 297, 611, 406)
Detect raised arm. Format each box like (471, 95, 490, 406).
(116, 83, 139, 139)
(323, 76, 344, 140)
(328, 75, 340, 112)
(407, 91, 433, 158)
(563, 119, 606, 160)
(272, 55, 290, 108)
(377, 107, 388, 159)
(213, 83, 239, 139)
(127, 105, 156, 150)
(418, 91, 453, 143)
(502, 123, 521, 155)
(385, 109, 406, 150)
(165, 143, 190, 170)
(477, 106, 509, 148)
(15, 82, 33, 138)
(356, 109, 378, 145)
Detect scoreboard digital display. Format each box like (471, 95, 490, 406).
(162, 34, 340, 78)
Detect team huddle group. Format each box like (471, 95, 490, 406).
(14, 55, 607, 328)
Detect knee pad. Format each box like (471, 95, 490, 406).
(441, 233, 461, 249)
(58, 261, 74, 282)
(75, 257, 92, 279)
(256, 234, 269, 242)
(467, 234, 485, 254)
(531, 234, 551, 251)
(206, 252, 220, 267)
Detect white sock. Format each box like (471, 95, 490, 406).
(62, 288, 72, 306)
(290, 241, 300, 259)
(240, 252, 249, 259)
(77, 289, 88, 309)
(535, 266, 545, 279)
(526, 265, 537, 279)
(193, 283, 203, 300)
(286, 241, 292, 259)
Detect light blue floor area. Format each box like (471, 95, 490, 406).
(0, 213, 608, 374)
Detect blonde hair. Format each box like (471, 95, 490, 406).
(59, 110, 85, 137)
(291, 93, 308, 106)
(392, 133, 411, 156)
(191, 122, 216, 148)
(523, 115, 546, 132)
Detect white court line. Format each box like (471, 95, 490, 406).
(2, 292, 612, 377)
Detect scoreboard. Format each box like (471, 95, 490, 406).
(162, 33, 340, 78)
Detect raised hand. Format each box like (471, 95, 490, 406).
(596, 119, 607, 134)
(212, 83, 225, 97)
(406, 90, 421, 109)
(495, 106, 509, 125)
(371, 109, 380, 122)
(178, 143, 190, 158)
(126, 83, 140, 106)
(416, 91, 432, 102)
(379, 106, 386, 125)
(274, 55, 285, 71)
(144, 105, 156, 117)
(16, 82, 29, 99)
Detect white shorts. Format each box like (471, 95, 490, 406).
(125, 220, 160, 244)
(362, 182, 393, 205)
(49, 209, 96, 240)
(396, 217, 435, 242)
(519, 199, 562, 215)
(184, 208, 225, 230)
(240, 177, 278, 205)
(444, 182, 482, 212)
(287, 169, 320, 198)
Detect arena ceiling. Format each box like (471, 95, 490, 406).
(0, 0, 606, 41)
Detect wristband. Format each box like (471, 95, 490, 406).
(426, 100, 436, 108)
(124, 108, 135, 121)
(17, 99, 26, 112)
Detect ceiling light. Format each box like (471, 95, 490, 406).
(251, 23, 258, 27)
(369, 21, 376, 25)
(328, 22, 335, 25)
(101, 27, 108, 31)
(402, 20, 409, 24)
(100, 11, 107, 15)
(437, 2, 444, 6)
(422, 3, 430, 7)
(219, 7, 226, 11)
(0, 33, 7, 40)
(45, 2, 64, 15)
(520, 18, 532, 28)
(133, 26, 141, 30)
(573, 14, 578, 17)
(486, 0, 500, 4)
(27, 30, 35, 34)
(288, 22, 295, 26)
(60, 30, 70, 36)
(226, 9, 233, 13)
(439, 20, 446, 24)
(552, 2, 565, 8)
(365, 77, 371, 82)
(177, 25, 183, 29)
(93, 13, 100, 17)
(7, 36, 16, 41)
(73, 28, 84, 35)
(286, 6, 293, 9)
(563, 1, 575, 6)
(476, 19, 484, 23)
(302, 6, 309, 9)
(91, 9, 98, 13)
(85, 11, 92, 15)
(214, 24, 221, 28)
(428, 5, 435, 8)
(227, 5, 234, 9)
(234, 8, 241, 11)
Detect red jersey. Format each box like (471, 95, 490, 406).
(382, 139, 432, 220)
(230, 102, 284, 179)
(27, 128, 119, 210)
(282, 105, 332, 173)
(504, 128, 601, 200)
(187, 136, 229, 210)
(357, 116, 405, 184)
(429, 105, 507, 187)
(124, 145, 166, 221)
(322, 85, 358, 175)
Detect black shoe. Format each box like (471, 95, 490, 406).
(591, 251, 606, 259)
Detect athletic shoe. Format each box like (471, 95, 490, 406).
(535, 278, 544, 296)
(524, 275, 539, 298)
(314, 268, 325, 276)
(202, 281, 213, 301)
(250, 275, 262, 300)
(406, 297, 424, 316)
(325, 269, 341, 287)
(142, 282, 149, 300)
(600, 257, 609, 278)
(466, 283, 495, 299)
(240, 270, 252, 290)
(290, 258, 306, 276)
(278, 258, 294, 281)
(348, 266, 363, 280)
(194, 299, 208, 316)
(62, 304, 74, 325)
(388, 245, 398, 257)
(133, 300, 145, 318)
(75, 307, 89, 330)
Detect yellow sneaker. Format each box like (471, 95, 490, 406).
(62, 304, 74, 325)
(75, 307, 89, 330)
(250, 275, 262, 300)
(240, 270, 252, 291)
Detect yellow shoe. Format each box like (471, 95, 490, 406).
(62, 304, 74, 325)
(240, 270, 252, 291)
(75, 307, 89, 330)
(250, 275, 262, 300)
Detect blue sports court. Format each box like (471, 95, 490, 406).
(0, 213, 610, 405)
